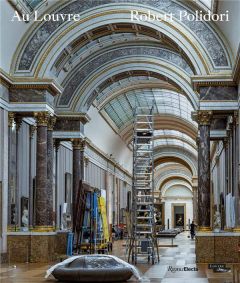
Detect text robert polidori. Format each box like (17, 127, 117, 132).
(131, 10, 230, 23)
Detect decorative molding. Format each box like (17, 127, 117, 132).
(8, 112, 15, 127)
(0, 69, 62, 96)
(34, 111, 50, 126)
(71, 138, 83, 150)
(59, 46, 194, 106)
(191, 74, 235, 91)
(55, 112, 90, 124)
(15, 116, 23, 132)
(8, 0, 48, 16)
(47, 116, 56, 131)
(192, 110, 213, 125)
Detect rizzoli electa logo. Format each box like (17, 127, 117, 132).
(168, 266, 198, 273)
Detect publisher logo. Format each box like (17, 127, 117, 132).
(168, 266, 198, 273)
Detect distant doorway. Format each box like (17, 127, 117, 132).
(173, 205, 185, 229)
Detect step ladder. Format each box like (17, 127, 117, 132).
(128, 106, 159, 264)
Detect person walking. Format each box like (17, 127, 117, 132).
(190, 221, 197, 239)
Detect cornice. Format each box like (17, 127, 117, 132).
(55, 112, 91, 124)
(0, 69, 62, 96)
(191, 74, 236, 91)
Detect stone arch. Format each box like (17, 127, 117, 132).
(11, 0, 232, 79)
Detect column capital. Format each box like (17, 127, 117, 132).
(196, 110, 213, 125)
(15, 116, 22, 132)
(80, 139, 86, 151)
(47, 116, 56, 131)
(71, 138, 85, 150)
(8, 112, 15, 127)
(34, 112, 50, 126)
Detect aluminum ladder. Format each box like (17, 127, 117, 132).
(128, 106, 159, 264)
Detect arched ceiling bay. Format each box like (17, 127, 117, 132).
(12, 0, 231, 77)
(101, 89, 197, 140)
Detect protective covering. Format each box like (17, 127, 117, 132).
(45, 254, 142, 282)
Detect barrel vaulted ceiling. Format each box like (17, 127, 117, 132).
(10, 0, 232, 178)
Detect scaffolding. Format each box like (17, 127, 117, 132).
(128, 106, 159, 264)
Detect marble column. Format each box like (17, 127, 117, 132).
(34, 112, 50, 229)
(197, 111, 212, 230)
(46, 116, 56, 227)
(72, 139, 81, 224)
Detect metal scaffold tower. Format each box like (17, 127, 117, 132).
(128, 105, 159, 264)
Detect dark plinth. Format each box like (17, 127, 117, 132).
(6, 232, 68, 263)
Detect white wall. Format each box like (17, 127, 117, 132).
(85, 106, 132, 173)
(217, 0, 240, 59)
(0, 1, 27, 72)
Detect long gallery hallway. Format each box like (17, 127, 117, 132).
(1, 0, 240, 282)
